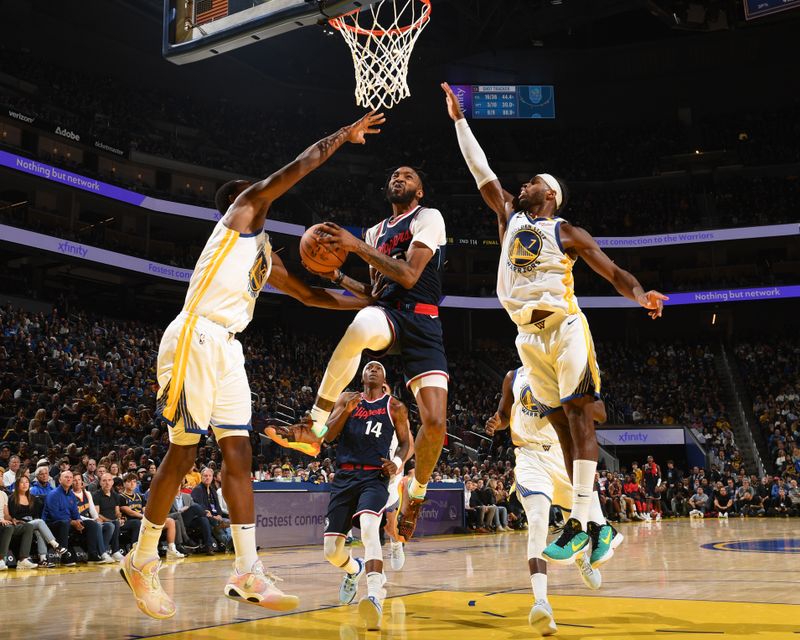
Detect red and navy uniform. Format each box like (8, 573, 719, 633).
(325, 394, 397, 537)
(369, 206, 449, 388)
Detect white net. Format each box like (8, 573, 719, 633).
(330, 0, 431, 110)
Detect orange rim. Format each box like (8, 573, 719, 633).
(329, 0, 431, 37)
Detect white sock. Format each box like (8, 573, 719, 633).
(531, 573, 548, 601)
(230, 523, 259, 573)
(49, 539, 60, 549)
(366, 571, 385, 599)
(167, 542, 177, 552)
(408, 477, 427, 500)
(133, 517, 164, 566)
(390, 540, 402, 549)
(571, 459, 597, 530)
(589, 491, 606, 525)
(310, 405, 331, 436)
(342, 555, 360, 575)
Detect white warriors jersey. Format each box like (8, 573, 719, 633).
(497, 214, 580, 325)
(510, 367, 559, 449)
(182, 220, 272, 333)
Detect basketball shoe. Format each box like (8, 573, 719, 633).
(339, 557, 365, 604)
(528, 599, 557, 636)
(358, 595, 384, 630)
(389, 541, 405, 571)
(588, 522, 624, 569)
(396, 476, 425, 543)
(119, 543, 176, 619)
(542, 518, 589, 564)
(575, 548, 601, 590)
(224, 560, 299, 611)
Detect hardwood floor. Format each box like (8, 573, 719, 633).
(2, 518, 798, 639)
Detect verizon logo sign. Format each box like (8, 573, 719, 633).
(8, 110, 35, 123)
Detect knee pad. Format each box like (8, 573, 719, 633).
(359, 513, 383, 562)
(323, 535, 349, 567)
(522, 494, 551, 560)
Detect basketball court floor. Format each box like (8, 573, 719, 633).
(2, 518, 797, 639)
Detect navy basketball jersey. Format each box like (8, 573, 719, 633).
(372, 206, 444, 307)
(75, 491, 91, 518)
(337, 394, 397, 467)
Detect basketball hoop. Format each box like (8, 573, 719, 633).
(329, 0, 432, 110)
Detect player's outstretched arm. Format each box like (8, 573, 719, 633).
(485, 369, 515, 436)
(560, 223, 669, 319)
(441, 82, 515, 238)
(382, 399, 413, 477)
(267, 253, 367, 311)
(323, 392, 362, 443)
(238, 111, 385, 213)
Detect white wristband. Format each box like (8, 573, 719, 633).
(455, 118, 497, 189)
(392, 456, 403, 473)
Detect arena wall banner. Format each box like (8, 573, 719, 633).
(251, 482, 464, 547)
(596, 428, 685, 446)
(253, 484, 329, 548)
(2, 224, 800, 308)
(0, 150, 304, 237)
(1, 149, 797, 247)
(413, 485, 465, 536)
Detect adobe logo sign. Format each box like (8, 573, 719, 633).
(55, 126, 81, 142)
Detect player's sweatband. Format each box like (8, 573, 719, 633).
(455, 118, 497, 189)
(392, 456, 403, 473)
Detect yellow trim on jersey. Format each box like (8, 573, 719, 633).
(185, 227, 239, 314)
(163, 313, 199, 421)
(578, 312, 601, 393)
(561, 257, 579, 315)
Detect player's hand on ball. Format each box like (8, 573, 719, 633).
(637, 290, 669, 319)
(440, 82, 466, 121)
(317, 222, 360, 253)
(346, 110, 386, 145)
(381, 457, 398, 477)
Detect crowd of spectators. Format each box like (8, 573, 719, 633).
(735, 339, 800, 478)
(1, 299, 798, 570)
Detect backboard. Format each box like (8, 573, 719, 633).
(163, 0, 383, 64)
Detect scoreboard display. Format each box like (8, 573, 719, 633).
(743, 0, 800, 19)
(449, 85, 555, 119)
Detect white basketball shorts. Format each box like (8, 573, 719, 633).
(156, 312, 251, 446)
(515, 444, 572, 510)
(515, 310, 601, 414)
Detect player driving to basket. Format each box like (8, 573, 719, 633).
(441, 81, 667, 565)
(290, 164, 448, 544)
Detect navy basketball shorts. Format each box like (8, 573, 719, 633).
(325, 470, 389, 536)
(371, 305, 449, 389)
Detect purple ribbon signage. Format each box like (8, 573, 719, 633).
(2, 149, 797, 247)
(2, 223, 798, 308)
(0, 150, 305, 236)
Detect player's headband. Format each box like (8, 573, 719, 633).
(535, 173, 563, 209)
(362, 361, 386, 378)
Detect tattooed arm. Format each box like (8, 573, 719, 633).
(224, 111, 385, 230)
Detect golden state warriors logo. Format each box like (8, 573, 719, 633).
(507, 226, 543, 273)
(519, 385, 540, 418)
(248, 247, 270, 298)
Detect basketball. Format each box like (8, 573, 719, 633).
(299, 224, 347, 276)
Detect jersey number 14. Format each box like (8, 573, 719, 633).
(365, 420, 383, 438)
